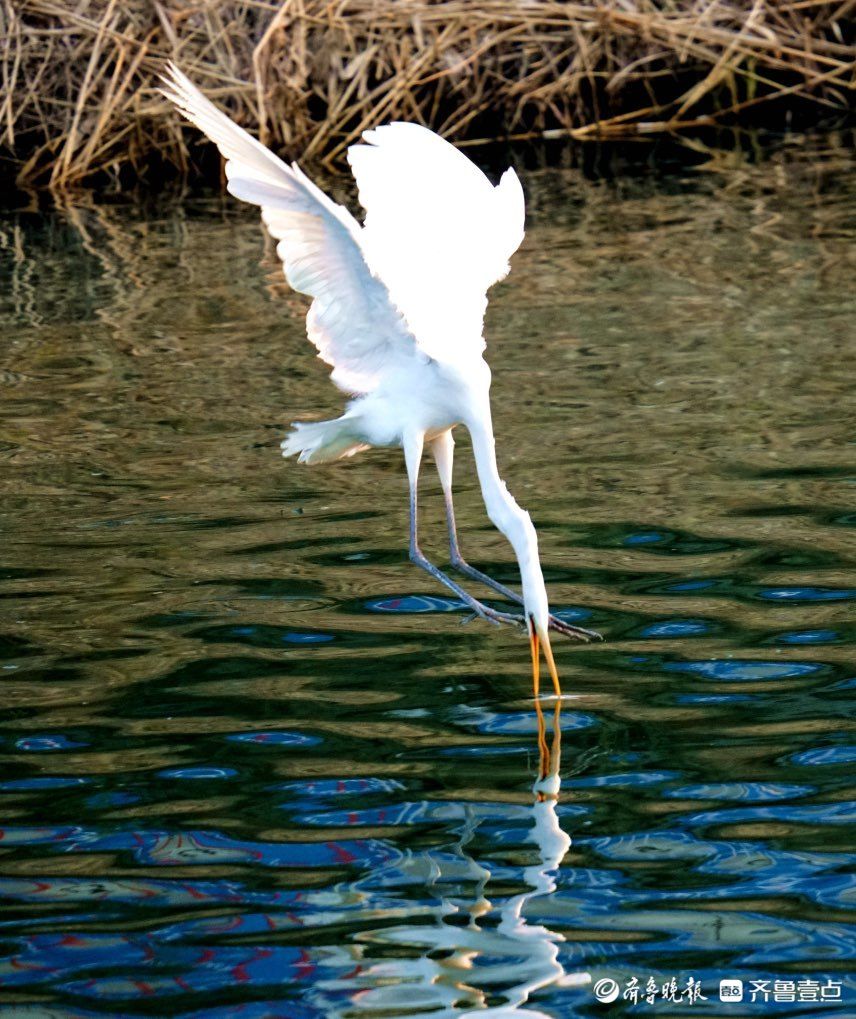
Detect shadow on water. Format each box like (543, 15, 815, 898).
(0, 142, 855, 1015)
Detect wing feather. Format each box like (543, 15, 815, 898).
(347, 123, 525, 364)
(160, 64, 417, 395)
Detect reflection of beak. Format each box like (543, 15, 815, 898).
(535, 693, 563, 791)
(529, 617, 562, 699)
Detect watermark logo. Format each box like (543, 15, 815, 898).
(591, 976, 844, 1006)
(720, 979, 744, 1002)
(747, 979, 842, 1004)
(593, 976, 706, 1006)
(593, 978, 620, 1003)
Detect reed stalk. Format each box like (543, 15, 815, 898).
(2, 0, 853, 188)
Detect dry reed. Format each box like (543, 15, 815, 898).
(2, 0, 854, 188)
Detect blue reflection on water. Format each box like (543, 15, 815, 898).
(662, 659, 823, 681)
(276, 777, 405, 798)
(0, 824, 396, 869)
(281, 631, 335, 644)
(772, 628, 841, 645)
(756, 586, 856, 602)
(664, 579, 715, 592)
(367, 595, 465, 613)
(84, 791, 140, 808)
(625, 531, 668, 545)
(675, 693, 756, 704)
(638, 619, 712, 637)
(791, 745, 856, 767)
(15, 735, 88, 752)
(664, 782, 814, 801)
(226, 731, 321, 747)
(455, 705, 597, 734)
(1, 777, 90, 791)
(157, 767, 238, 780)
(1, 770, 854, 1013)
(682, 801, 856, 828)
(554, 606, 596, 622)
(570, 771, 680, 789)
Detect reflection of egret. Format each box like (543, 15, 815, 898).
(317, 700, 588, 1016)
(161, 65, 600, 695)
(484, 698, 589, 1018)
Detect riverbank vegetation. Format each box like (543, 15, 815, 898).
(2, 0, 853, 188)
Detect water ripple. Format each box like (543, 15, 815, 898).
(2, 175, 855, 1016)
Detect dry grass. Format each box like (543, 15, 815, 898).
(2, 0, 854, 188)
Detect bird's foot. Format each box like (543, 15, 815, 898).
(548, 613, 602, 643)
(460, 602, 527, 629)
(460, 603, 601, 642)
(448, 556, 601, 642)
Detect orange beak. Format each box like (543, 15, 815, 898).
(529, 618, 562, 699)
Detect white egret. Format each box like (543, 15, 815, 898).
(161, 65, 600, 695)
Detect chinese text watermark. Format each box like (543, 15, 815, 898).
(592, 975, 844, 1005)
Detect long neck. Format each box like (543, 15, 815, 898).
(466, 410, 550, 621)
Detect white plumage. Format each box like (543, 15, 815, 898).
(160, 65, 600, 693)
(348, 121, 525, 362)
(161, 67, 415, 397)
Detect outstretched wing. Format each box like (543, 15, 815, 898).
(160, 65, 418, 395)
(347, 122, 525, 364)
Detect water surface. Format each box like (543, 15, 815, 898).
(1, 145, 854, 1016)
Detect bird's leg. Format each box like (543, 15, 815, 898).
(431, 432, 600, 642)
(433, 432, 523, 604)
(404, 432, 525, 629)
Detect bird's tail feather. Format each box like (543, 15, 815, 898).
(281, 418, 368, 464)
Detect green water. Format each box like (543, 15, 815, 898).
(0, 145, 854, 1017)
